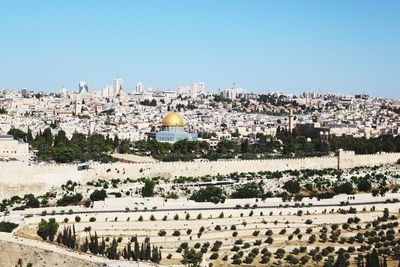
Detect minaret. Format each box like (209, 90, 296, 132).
(75, 99, 82, 115)
(288, 110, 294, 134)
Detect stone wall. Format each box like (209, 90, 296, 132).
(0, 136, 29, 156)
(1, 151, 400, 198)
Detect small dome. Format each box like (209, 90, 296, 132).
(162, 112, 184, 126)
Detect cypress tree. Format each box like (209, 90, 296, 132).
(107, 238, 118, 260)
(334, 249, 349, 267)
(145, 238, 151, 260)
(99, 238, 105, 255)
(56, 232, 62, 244)
(151, 246, 158, 263)
(94, 232, 99, 254)
(126, 242, 132, 260)
(122, 247, 128, 259)
(62, 226, 68, 245)
(357, 254, 364, 267)
(72, 225, 76, 249)
(67, 226, 72, 248)
(140, 242, 145, 260)
(366, 249, 380, 267)
(158, 247, 162, 263)
(133, 238, 140, 261)
(81, 237, 89, 252)
(27, 128, 33, 143)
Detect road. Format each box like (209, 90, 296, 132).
(24, 200, 389, 217)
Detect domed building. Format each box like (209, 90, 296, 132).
(147, 112, 198, 143)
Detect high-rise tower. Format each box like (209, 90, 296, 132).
(78, 81, 88, 94)
(113, 79, 123, 95)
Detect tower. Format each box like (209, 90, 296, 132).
(288, 110, 294, 134)
(113, 79, 123, 95)
(79, 81, 88, 94)
(136, 82, 144, 93)
(89, 120, 95, 135)
(75, 99, 82, 115)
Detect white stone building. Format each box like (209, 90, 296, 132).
(0, 135, 29, 156)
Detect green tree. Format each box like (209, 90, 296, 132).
(7, 128, 27, 141)
(26, 128, 33, 144)
(90, 189, 107, 201)
(283, 180, 301, 194)
(0, 222, 18, 233)
(190, 186, 225, 204)
(142, 179, 156, 197)
(54, 130, 68, 147)
(43, 128, 53, 148)
(181, 248, 203, 267)
(231, 182, 264, 199)
(334, 182, 353, 194)
(37, 218, 59, 241)
(24, 194, 40, 208)
(334, 249, 349, 267)
(119, 139, 131, 154)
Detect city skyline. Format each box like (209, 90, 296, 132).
(0, 0, 399, 98)
(2, 2, 400, 267)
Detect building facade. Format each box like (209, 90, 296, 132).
(147, 112, 198, 143)
(0, 135, 29, 156)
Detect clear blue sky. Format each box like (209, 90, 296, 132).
(0, 0, 399, 98)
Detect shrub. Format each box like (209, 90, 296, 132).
(253, 230, 260, 236)
(283, 180, 300, 194)
(231, 182, 264, 199)
(210, 253, 219, 260)
(190, 186, 225, 204)
(265, 237, 273, 244)
(89, 189, 107, 201)
(0, 222, 18, 233)
(275, 248, 286, 259)
(231, 245, 240, 252)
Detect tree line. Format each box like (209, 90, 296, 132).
(8, 127, 131, 163)
(8, 126, 400, 163)
(41, 221, 161, 264)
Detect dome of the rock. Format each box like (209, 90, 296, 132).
(162, 112, 184, 127)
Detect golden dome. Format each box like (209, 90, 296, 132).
(162, 112, 185, 126)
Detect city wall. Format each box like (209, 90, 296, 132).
(1, 152, 400, 198)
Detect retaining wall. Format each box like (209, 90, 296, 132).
(1, 152, 399, 198)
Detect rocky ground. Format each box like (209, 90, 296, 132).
(0, 236, 100, 267)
